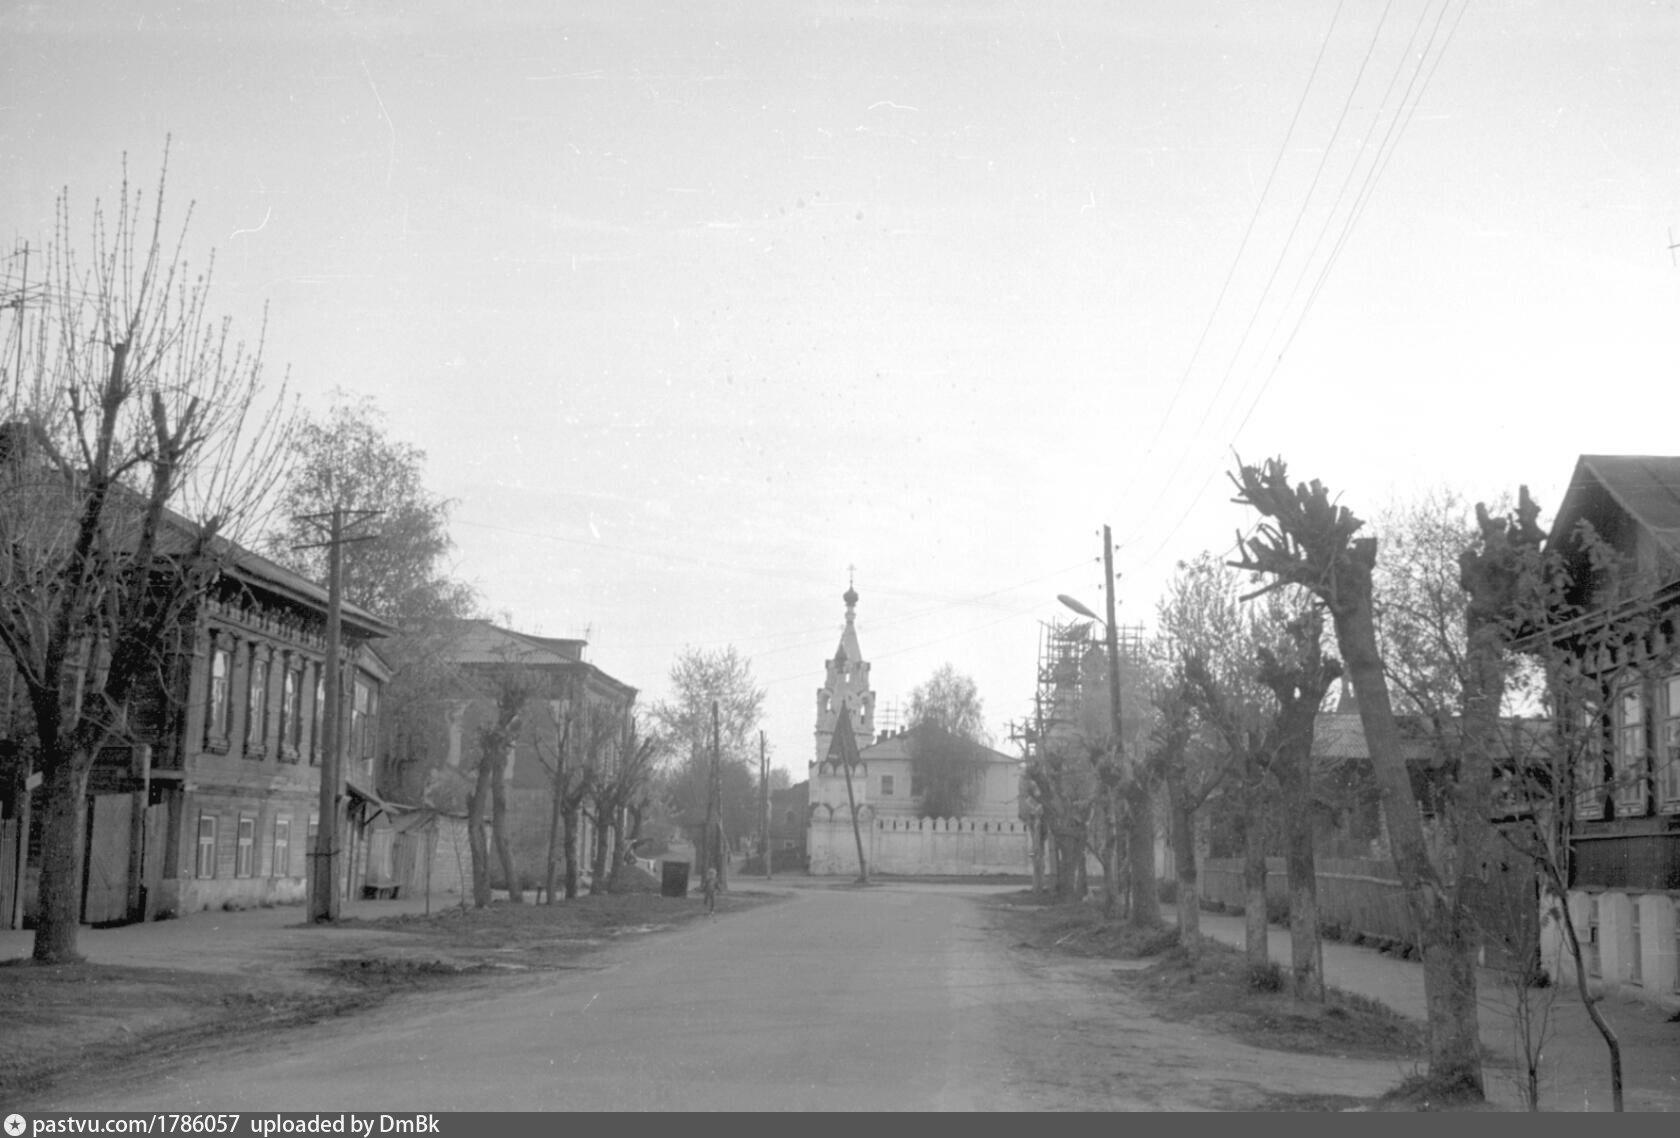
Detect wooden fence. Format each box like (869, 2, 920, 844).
(1197, 855, 1538, 970)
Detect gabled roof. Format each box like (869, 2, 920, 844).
(1547, 454, 1680, 563)
(443, 620, 586, 667)
(859, 722, 1019, 766)
(439, 620, 637, 702)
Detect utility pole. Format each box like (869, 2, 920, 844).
(760, 730, 771, 880)
(1101, 524, 1126, 920)
(833, 704, 868, 884)
(295, 506, 379, 924)
(706, 700, 722, 891)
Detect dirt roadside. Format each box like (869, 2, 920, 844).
(976, 893, 1431, 1111)
(1, 889, 759, 1104)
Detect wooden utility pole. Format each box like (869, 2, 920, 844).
(310, 507, 345, 922)
(295, 506, 379, 924)
(760, 730, 772, 879)
(707, 699, 725, 891)
(1101, 524, 1126, 921)
(833, 705, 868, 884)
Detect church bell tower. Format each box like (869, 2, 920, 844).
(814, 579, 875, 767)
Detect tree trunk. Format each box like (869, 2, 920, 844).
(589, 805, 613, 895)
(1169, 775, 1200, 955)
(1099, 788, 1121, 919)
(1281, 771, 1324, 1001)
(1242, 786, 1270, 970)
(544, 768, 563, 905)
(466, 754, 493, 909)
(1052, 827, 1083, 901)
(562, 804, 581, 899)
(1030, 818, 1046, 894)
(34, 755, 92, 963)
(1332, 592, 1481, 1097)
(490, 754, 521, 904)
(1126, 782, 1159, 926)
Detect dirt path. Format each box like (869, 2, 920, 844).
(956, 895, 1411, 1110)
(18, 884, 1417, 1111)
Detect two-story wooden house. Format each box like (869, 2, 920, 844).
(2, 538, 393, 926)
(1544, 455, 1680, 1005)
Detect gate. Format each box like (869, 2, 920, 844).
(83, 794, 132, 925)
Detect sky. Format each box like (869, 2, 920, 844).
(4, 1, 1679, 780)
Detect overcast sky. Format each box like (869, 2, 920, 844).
(5, 1, 1678, 778)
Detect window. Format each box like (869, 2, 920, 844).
(281, 665, 302, 759)
(1585, 896, 1601, 977)
(246, 652, 269, 756)
(1660, 676, 1680, 813)
(195, 814, 217, 879)
(1613, 686, 1649, 816)
(272, 818, 291, 878)
(1629, 899, 1643, 985)
(1575, 706, 1607, 821)
(311, 671, 325, 766)
(880, 774, 894, 796)
(206, 644, 232, 747)
(352, 679, 374, 768)
(235, 816, 255, 877)
(911, 773, 926, 798)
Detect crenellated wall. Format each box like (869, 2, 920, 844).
(809, 812, 1029, 876)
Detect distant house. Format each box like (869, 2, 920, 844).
(806, 586, 1028, 876)
(0, 536, 394, 927)
(418, 620, 638, 891)
(1542, 455, 1680, 1003)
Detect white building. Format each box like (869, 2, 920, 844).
(806, 585, 1029, 876)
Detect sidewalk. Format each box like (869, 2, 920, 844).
(1191, 907, 1680, 1112)
(0, 894, 451, 974)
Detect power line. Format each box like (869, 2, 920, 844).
(1113, 0, 1353, 504)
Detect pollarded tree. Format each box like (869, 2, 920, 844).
(0, 153, 294, 963)
(1230, 457, 1483, 1100)
(1155, 554, 1270, 961)
(587, 713, 660, 893)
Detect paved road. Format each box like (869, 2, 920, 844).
(30, 884, 1054, 1111)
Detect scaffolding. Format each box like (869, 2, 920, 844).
(1011, 619, 1148, 758)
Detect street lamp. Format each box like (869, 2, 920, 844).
(1059, 524, 1130, 920)
(1058, 526, 1124, 775)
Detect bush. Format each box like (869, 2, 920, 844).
(1157, 878, 1178, 904)
(1265, 894, 1290, 926)
(1248, 960, 1285, 992)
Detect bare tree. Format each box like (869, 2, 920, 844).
(465, 664, 534, 906)
(1147, 671, 1224, 955)
(1230, 457, 1484, 1100)
(0, 152, 293, 963)
(587, 713, 659, 893)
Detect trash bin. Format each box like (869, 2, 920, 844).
(661, 860, 690, 898)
